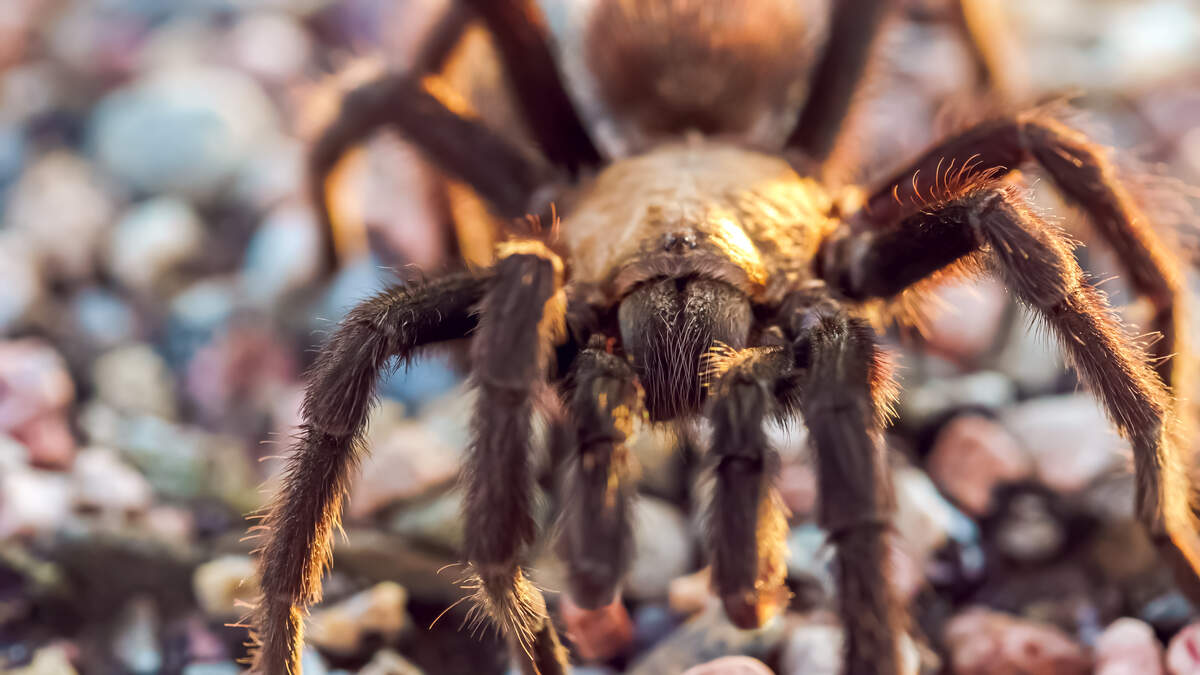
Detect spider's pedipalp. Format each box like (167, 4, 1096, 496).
(704, 345, 793, 630)
(826, 182, 1200, 601)
(248, 272, 490, 674)
(463, 242, 570, 675)
(786, 304, 902, 675)
(558, 339, 641, 609)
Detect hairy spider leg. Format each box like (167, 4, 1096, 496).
(861, 112, 1187, 395)
(785, 0, 890, 165)
(461, 0, 601, 172)
(557, 336, 641, 609)
(786, 302, 903, 675)
(703, 343, 792, 630)
(825, 179, 1200, 604)
(462, 242, 570, 675)
(249, 271, 490, 674)
(308, 73, 554, 264)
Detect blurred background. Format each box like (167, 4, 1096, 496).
(1, 0, 1199, 673)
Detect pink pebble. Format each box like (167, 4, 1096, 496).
(561, 593, 633, 662)
(1096, 618, 1163, 675)
(1166, 623, 1200, 675)
(683, 656, 774, 675)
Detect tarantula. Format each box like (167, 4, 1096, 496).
(249, 1, 1200, 673)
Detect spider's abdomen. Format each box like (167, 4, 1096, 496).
(560, 140, 838, 306)
(582, 0, 827, 146)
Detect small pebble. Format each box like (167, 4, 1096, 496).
(892, 466, 979, 564)
(1096, 618, 1164, 675)
(0, 468, 72, 537)
(1141, 592, 1197, 638)
(633, 604, 679, 652)
(92, 344, 178, 420)
(627, 497, 694, 600)
(4, 151, 117, 280)
(943, 607, 1091, 675)
(926, 414, 1032, 515)
(779, 621, 842, 675)
(1002, 394, 1126, 494)
(992, 492, 1067, 563)
(306, 581, 410, 656)
(71, 446, 154, 516)
(193, 554, 260, 619)
(1166, 622, 1200, 674)
(0, 339, 74, 431)
(682, 656, 774, 675)
(922, 277, 1010, 364)
(90, 65, 279, 200)
(106, 197, 205, 296)
(668, 568, 714, 617)
(5, 644, 79, 675)
(347, 422, 461, 520)
(112, 597, 162, 675)
(562, 594, 634, 662)
(240, 203, 322, 307)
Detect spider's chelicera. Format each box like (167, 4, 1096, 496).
(249, 2, 1200, 674)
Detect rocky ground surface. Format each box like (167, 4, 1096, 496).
(2, 0, 1200, 674)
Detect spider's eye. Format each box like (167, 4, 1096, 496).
(617, 277, 750, 419)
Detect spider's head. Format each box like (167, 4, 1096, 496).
(614, 227, 755, 420)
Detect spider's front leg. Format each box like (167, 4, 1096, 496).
(785, 299, 903, 675)
(703, 341, 793, 630)
(558, 336, 641, 609)
(249, 272, 490, 674)
(462, 241, 570, 675)
(824, 181, 1200, 600)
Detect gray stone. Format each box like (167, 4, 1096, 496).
(92, 344, 178, 420)
(71, 446, 155, 517)
(785, 524, 834, 597)
(892, 466, 979, 564)
(386, 489, 465, 553)
(627, 496, 695, 600)
(1001, 394, 1128, 494)
(193, 554, 260, 619)
(90, 66, 279, 200)
(4, 151, 117, 280)
(306, 581, 410, 656)
(628, 604, 786, 675)
(241, 204, 322, 306)
(112, 596, 162, 675)
(106, 198, 205, 296)
(357, 649, 425, 675)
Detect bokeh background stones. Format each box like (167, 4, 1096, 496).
(1, 0, 1199, 673)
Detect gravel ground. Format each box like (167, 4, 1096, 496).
(1, 1, 1200, 674)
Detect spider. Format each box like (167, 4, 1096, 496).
(249, 1, 1200, 674)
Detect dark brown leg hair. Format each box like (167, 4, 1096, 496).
(462, 241, 569, 675)
(460, 0, 601, 172)
(825, 182, 1200, 597)
(308, 73, 555, 267)
(703, 342, 793, 630)
(781, 299, 902, 675)
(248, 271, 491, 674)
(558, 335, 640, 609)
(785, 0, 890, 163)
(858, 112, 1187, 392)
